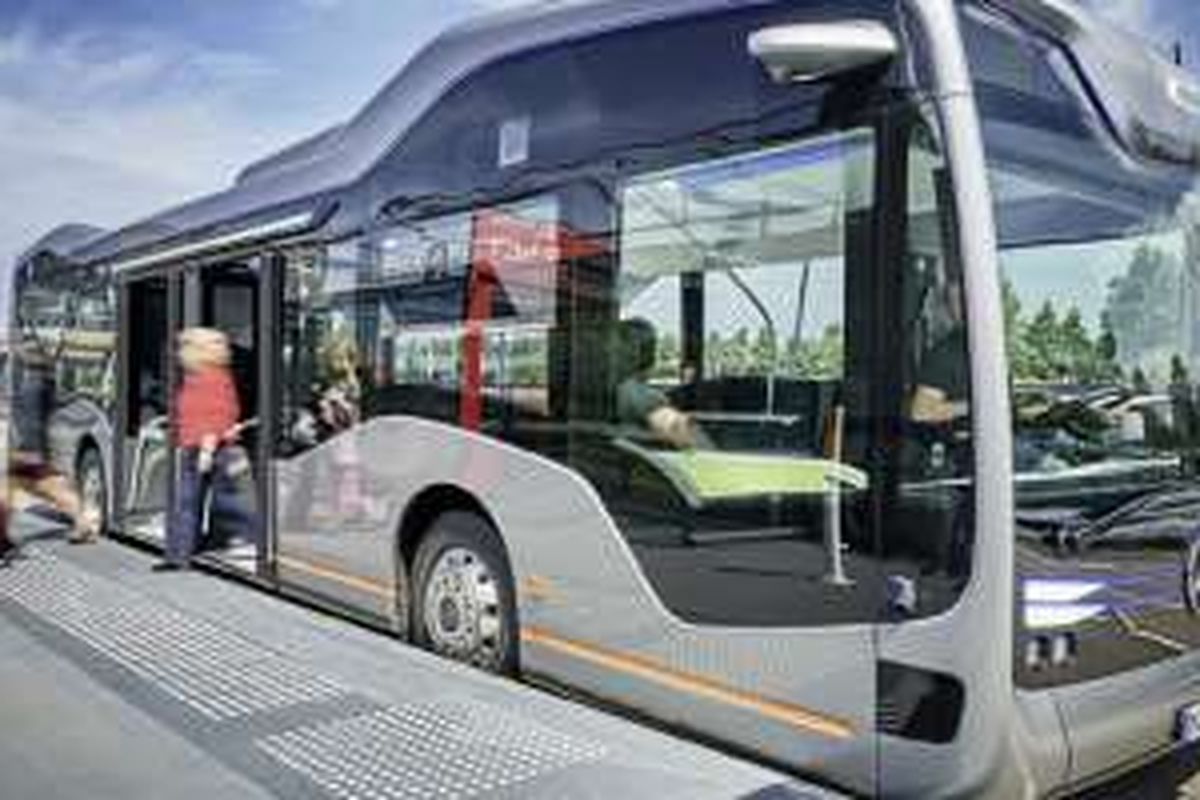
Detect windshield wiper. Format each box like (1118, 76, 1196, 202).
(1049, 481, 1200, 550)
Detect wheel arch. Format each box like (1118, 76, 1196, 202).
(74, 434, 102, 468)
(396, 483, 503, 569)
(394, 483, 513, 639)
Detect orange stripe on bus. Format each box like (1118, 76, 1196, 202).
(520, 626, 855, 741)
(277, 554, 395, 600)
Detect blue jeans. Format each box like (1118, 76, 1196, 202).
(166, 448, 259, 565)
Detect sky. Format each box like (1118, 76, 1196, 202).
(0, 0, 1196, 319)
(0, 0, 524, 310)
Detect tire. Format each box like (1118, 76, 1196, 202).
(412, 511, 518, 675)
(76, 447, 107, 536)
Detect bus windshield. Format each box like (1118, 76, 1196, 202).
(965, 5, 1200, 686)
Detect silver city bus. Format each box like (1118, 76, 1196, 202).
(11, 0, 1200, 795)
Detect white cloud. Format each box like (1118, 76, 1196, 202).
(0, 22, 310, 313)
(1083, 0, 1177, 54)
(1085, 0, 1153, 32)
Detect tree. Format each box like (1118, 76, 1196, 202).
(1096, 313, 1121, 381)
(654, 331, 680, 381)
(750, 327, 775, 376)
(1132, 366, 1151, 394)
(1002, 279, 1036, 380)
(1059, 308, 1093, 380)
(790, 325, 843, 379)
(1026, 301, 1062, 381)
(1105, 243, 1181, 377)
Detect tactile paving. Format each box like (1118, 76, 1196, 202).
(257, 700, 607, 800)
(0, 554, 348, 721)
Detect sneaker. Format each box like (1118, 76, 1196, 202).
(151, 560, 189, 572)
(68, 509, 102, 545)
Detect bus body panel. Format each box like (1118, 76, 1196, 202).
(1053, 655, 1200, 785)
(276, 415, 878, 788)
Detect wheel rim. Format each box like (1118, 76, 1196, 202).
(422, 547, 505, 670)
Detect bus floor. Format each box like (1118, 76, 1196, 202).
(0, 512, 834, 800)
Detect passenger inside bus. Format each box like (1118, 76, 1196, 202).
(909, 268, 969, 427)
(615, 317, 703, 450)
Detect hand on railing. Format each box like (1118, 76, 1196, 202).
(223, 417, 259, 441)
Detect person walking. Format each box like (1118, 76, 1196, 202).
(0, 500, 14, 566)
(8, 329, 97, 545)
(154, 328, 258, 571)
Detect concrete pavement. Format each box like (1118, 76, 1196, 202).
(0, 516, 832, 800)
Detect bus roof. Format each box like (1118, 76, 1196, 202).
(19, 0, 1195, 273)
(43, 0, 803, 269)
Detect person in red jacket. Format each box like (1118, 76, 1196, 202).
(154, 328, 257, 571)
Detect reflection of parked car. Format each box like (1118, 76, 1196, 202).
(1018, 480, 1200, 554)
(1101, 393, 1174, 445)
(1012, 384, 1186, 475)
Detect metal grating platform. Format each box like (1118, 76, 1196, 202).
(257, 701, 607, 800)
(0, 554, 347, 721)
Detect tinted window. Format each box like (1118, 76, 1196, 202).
(279, 195, 563, 459)
(366, 1, 897, 214)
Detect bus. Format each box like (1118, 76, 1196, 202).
(11, 0, 1200, 795)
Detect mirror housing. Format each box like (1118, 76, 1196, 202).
(748, 21, 898, 84)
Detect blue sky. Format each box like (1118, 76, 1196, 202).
(0, 0, 519, 302)
(0, 0, 1195, 317)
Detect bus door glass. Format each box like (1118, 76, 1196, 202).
(275, 241, 400, 621)
(119, 274, 172, 539)
(188, 260, 264, 573)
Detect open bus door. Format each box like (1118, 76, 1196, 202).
(115, 272, 175, 541)
(187, 257, 269, 577)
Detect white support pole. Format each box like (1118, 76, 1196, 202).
(822, 404, 852, 586)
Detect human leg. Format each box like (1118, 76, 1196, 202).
(161, 450, 203, 568)
(210, 449, 261, 548)
(0, 501, 13, 565)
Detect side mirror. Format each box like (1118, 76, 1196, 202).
(748, 20, 899, 84)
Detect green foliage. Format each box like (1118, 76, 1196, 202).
(1105, 244, 1181, 368)
(650, 331, 681, 381)
(1004, 243, 1188, 388)
(698, 325, 843, 380)
(1002, 278, 1120, 384)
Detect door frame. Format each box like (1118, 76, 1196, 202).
(113, 267, 180, 536)
(112, 254, 277, 581)
(186, 253, 278, 580)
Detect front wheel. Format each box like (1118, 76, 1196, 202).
(412, 511, 518, 675)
